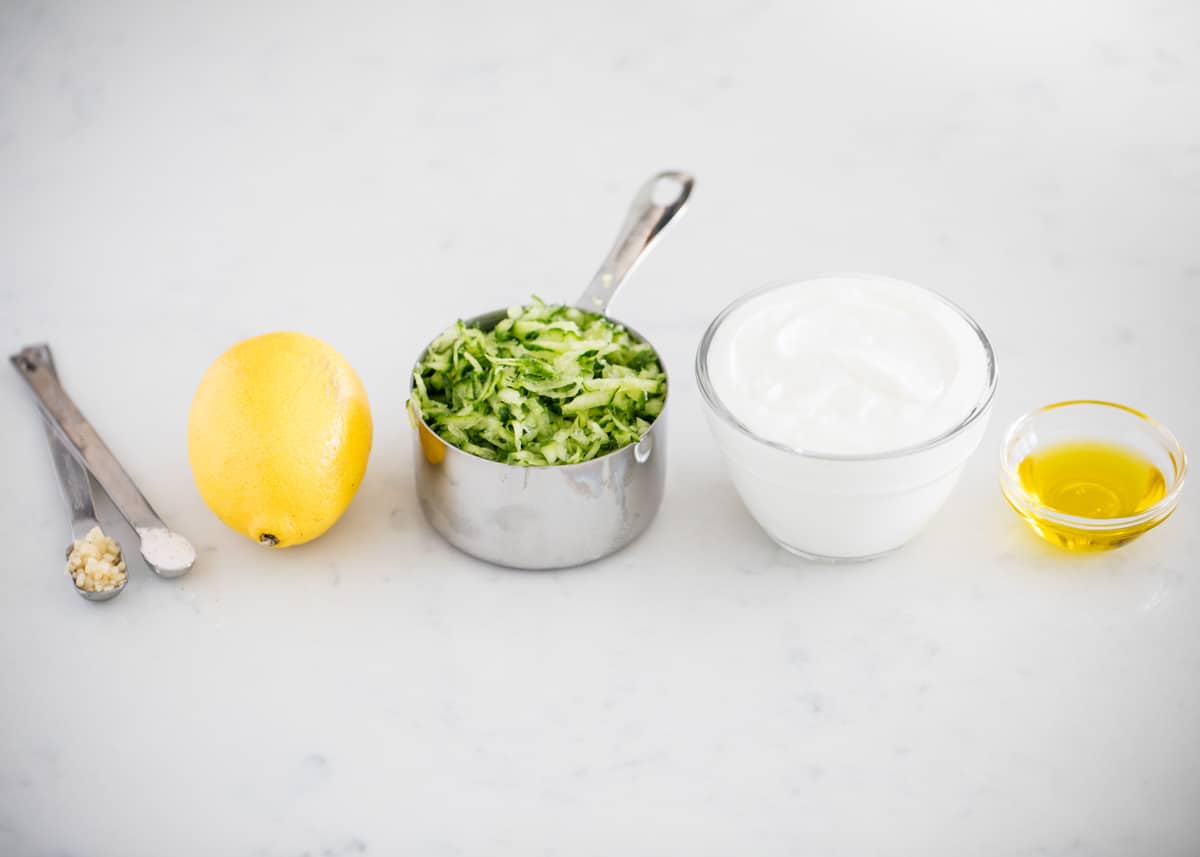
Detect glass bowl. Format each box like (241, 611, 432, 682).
(1000, 400, 1187, 551)
(696, 275, 998, 561)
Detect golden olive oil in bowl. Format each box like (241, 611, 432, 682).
(1001, 401, 1186, 551)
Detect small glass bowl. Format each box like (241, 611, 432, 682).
(1000, 401, 1187, 551)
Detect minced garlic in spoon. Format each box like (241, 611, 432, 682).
(66, 526, 127, 594)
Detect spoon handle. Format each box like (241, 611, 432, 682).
(574, 170, 694, 315)
(31, 345, 102, 539)
(10, 344, 166, 532)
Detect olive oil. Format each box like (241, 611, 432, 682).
(1014, 441, 1167, 550)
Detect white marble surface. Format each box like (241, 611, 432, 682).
(2, 1, 1199, 854)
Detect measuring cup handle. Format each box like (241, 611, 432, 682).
(574, 170, 694, 315)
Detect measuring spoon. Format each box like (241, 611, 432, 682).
(11, 345, 196, 578)
(28, 346, 128, 601)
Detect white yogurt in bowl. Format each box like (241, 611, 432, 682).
(696, 275, 997, 560)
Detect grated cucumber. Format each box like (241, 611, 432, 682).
(411, 299, 665, 466)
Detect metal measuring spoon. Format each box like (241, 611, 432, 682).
(29, 347, 128, 601)
(11, 345, 196, 578)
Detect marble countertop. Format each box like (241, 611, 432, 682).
(2, 1, 1198, 854)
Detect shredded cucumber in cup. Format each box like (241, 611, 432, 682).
(411, 299, 665, 466)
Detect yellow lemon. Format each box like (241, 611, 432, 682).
(188, 332, 372, 548)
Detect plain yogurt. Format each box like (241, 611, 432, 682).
(706, 276, 989, 456)
(698, 276, 996, 560)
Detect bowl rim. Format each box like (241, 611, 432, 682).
(693, 274, 999, 462)
(406, 305, 669, 471)
(999, 399, 1188, 531)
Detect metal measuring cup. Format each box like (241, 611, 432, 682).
(407, 170, 694, 569)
